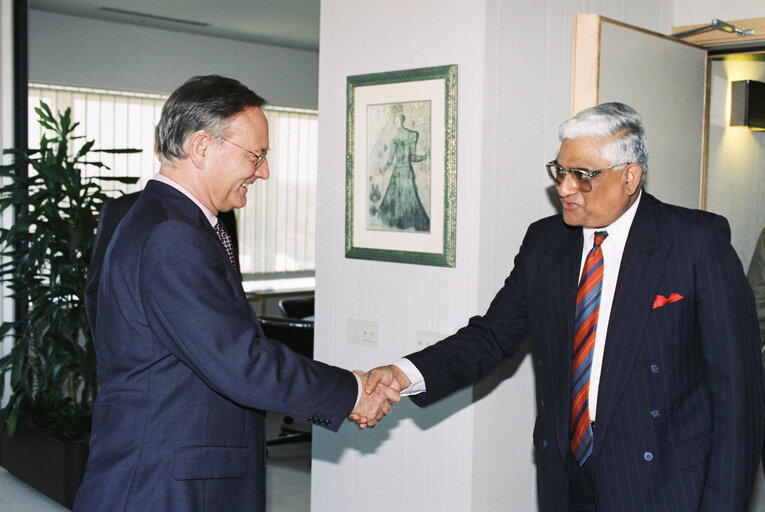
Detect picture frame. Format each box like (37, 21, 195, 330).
(345, 64, 457, 267)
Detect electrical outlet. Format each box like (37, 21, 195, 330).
(414, 330, 445, 351)
(347, 319, 379, 346)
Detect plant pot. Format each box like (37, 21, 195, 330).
(0, 421, 88, 509)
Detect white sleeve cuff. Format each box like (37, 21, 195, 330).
(352, 371, 362, 408)
(393, 358, 426, 396)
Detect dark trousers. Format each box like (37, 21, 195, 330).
(569, 451, 597, 512)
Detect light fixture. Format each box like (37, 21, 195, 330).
(731, 80, 765, 131)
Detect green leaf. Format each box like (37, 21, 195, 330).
(9, 340, 27, 386)
(74, 140, 95, 160)
(0, 99, 135, 440)
(5, 402, 20, 437)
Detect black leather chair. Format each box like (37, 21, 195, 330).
(278, 296, 315, 320)
(258, 315, 313, 358)
(258, 315, 314, 446)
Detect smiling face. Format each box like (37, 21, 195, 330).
(555, 135, 642, 228)
(203, 106, 270, 213)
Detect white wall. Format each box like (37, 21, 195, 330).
(312, 2, 487, 509)
(706, 58, 765, 273)
(29, 10, 319, 108)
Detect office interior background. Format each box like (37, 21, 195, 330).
(2, 0, 765, 510)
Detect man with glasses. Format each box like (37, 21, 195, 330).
(360, 102, 764, 511)
(74, 75, 399, 512)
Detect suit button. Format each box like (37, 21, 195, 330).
(542, 439, 548, 448)
(650, 409, 660, 418)
(650, 364, 660, 373)
(644, 451, 653, 461)
(540, 400, 545, 407)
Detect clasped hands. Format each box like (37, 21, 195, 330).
(349, 365, 412, 429)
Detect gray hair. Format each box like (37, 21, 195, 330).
(155, 75, 266, 166)
(558, 102, 648, 185)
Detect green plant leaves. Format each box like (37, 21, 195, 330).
(0, 100, 141, 442)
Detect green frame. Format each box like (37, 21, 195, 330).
(345, 64, 457, 267)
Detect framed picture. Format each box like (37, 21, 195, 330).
(345, 64, 457, 267)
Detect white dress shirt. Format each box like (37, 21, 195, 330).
(396, 192, 643, 420)
(580, 192, 641, 419)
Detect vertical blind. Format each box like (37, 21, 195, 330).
(27, 84, 318, 277)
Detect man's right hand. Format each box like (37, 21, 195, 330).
(363, 365, 411, 396)
(349, 370, 400, 428)
(347, 365, 411, 428)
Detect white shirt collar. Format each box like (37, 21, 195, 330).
(582, 191, 642, 252)
(151, 173, 218, 228)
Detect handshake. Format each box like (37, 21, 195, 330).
(348, 364, 412, 429)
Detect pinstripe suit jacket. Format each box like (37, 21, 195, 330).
(407, 192, 765, 511)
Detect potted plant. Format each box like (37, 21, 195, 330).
(0, 101, 138, 507)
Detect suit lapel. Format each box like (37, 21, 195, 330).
(545, 225, 584, 462)
(146, 181, 243, 287)
(590, 193, 667, 459)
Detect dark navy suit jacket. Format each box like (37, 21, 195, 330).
(84, 192, 240, 335)
(407, 192, 765, 511)
(74, 180, 357, 512)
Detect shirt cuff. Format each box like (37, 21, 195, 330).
(352, 371, 362, 408)
(393, 358, 426, 396)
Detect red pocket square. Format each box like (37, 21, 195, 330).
(653, 293, 684, 309)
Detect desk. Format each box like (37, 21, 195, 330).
(243, 277, 315, 316)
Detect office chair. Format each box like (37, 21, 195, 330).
(278, 296, 314, 319)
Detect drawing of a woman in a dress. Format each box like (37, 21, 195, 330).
(378, 114, 430, 231)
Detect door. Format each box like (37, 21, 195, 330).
(572, 14, 708, 209)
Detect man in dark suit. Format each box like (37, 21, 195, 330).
(360, 103, 765, 511)
(73, 75, 398, 512)
(84, 191, 239, 335)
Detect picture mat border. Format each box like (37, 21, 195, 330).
(345, 64, 457, 267)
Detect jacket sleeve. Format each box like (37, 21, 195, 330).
(406, 224, 537, 406)
(697, 216, 765, 509)
(138, 220, 357, 432)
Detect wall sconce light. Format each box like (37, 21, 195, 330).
(731, 80, 765, 131)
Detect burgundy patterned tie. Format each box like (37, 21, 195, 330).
(570, 230, 607, 466)
(214, 220, 238, 271)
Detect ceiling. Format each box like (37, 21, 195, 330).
(29, 0, 320, 51)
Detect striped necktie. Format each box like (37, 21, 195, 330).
(214, 220, 238, 271)
(570, 230, 607, 466)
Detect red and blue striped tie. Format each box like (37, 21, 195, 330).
(570, 231, 607, 466)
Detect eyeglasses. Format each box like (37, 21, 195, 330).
(220, 137, 269, 168)
(545, 160, 629, 192)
